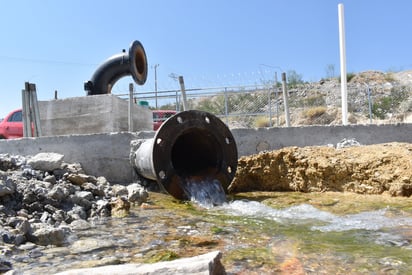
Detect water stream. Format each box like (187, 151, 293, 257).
(217, 200, 412, 232)
(7, 186, 412, 274)
(180, 177, 227, 208)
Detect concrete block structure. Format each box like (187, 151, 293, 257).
(38, 94, 152, 136)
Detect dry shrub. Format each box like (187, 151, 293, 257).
(303, 106, 327, 119)
(254, 116, 270, 127)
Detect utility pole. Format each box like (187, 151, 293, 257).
(153, 64, 159, 109)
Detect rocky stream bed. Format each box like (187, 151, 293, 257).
(0, 142, 411, 274)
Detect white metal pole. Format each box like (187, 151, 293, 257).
(338, 3, 348, 125)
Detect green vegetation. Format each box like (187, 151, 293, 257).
(371, 86, 410, 119)
(145, 250, 179, 263)
(338, 72, 356, 83)
(287, 70, 304, 87)
(292, 93, 326, 108)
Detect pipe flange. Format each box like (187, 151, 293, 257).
(152, 110, 238, 199)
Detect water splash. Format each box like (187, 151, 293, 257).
(180, 177, 227, 208)
(217, 200, 412, 232)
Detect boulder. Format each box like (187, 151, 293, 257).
(27, 153, 64, 171)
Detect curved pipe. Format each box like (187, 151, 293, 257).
(84, 40, 148, 95)
(133, 110, 238, 200)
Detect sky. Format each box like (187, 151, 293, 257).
(1, 0, 411, 118)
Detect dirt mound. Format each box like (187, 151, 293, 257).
(349, 70, 390, 85)
(228, 142, 412, 197)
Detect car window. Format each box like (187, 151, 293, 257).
(8, 111, 22, 122)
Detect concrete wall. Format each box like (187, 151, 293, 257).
(0, 123, 410, 184)
(39, 94, 152, 136)
(0, 131, 153, 184)
(232, 123, 412, 157)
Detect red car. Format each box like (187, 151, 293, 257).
(153, 110, 176, 131)
(0, 109, 24, 139)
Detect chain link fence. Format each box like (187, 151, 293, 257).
(116, 79, 412, 128)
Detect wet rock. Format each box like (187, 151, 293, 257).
(54, 250, 225, 275)
(110, 197, 130, 218)
(70, 238, 115, 254)
(27, 152, 64, 171)
(90, 199, 111, 218)
(127, 183, 149, 204)
(0, 257, 12, 272)
(69, 220, 92, 231)
(28, 224, 66, 246)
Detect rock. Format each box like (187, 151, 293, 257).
(81, 182, 105, 197)
(0, 154, 25, 171)
(127, 183, 149, 204)
(48, 185, 69, 201)
(15, 220, 31, 235)
(54, 251, 225, 275)
(111, 184, 128, 197)
(110, 197, 130, 218)
(0, 179, 16, 197)
(44, 175, 57, 184)
(28, 224, 66, 246)
(66, 174, 90, 186)
(27, 152, 64, 171)
(67, 205, 87, 221)
(0, 257, 12, 272)
(336, 138, 361, 149)
(69, 220, 91, 231)
(90, 199, 111, 218)
(70, 238, 115, 254)
(74, 191, 94, 201)
(69, 192, 93, 210)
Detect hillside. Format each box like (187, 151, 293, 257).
(189, 70, 412, 128)
(284, 70, 412, 126)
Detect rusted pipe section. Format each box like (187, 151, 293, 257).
(84, 40, 148, 95)
(133, 110, 238, 200)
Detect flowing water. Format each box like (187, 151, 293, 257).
(180, 177, 227, 208)
(6, 188, 412, 274)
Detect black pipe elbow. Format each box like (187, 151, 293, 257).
(84, 40, 148, 95)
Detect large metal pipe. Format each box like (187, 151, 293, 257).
(84, 40, 148, 95)
(133, 110, 238, 200)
